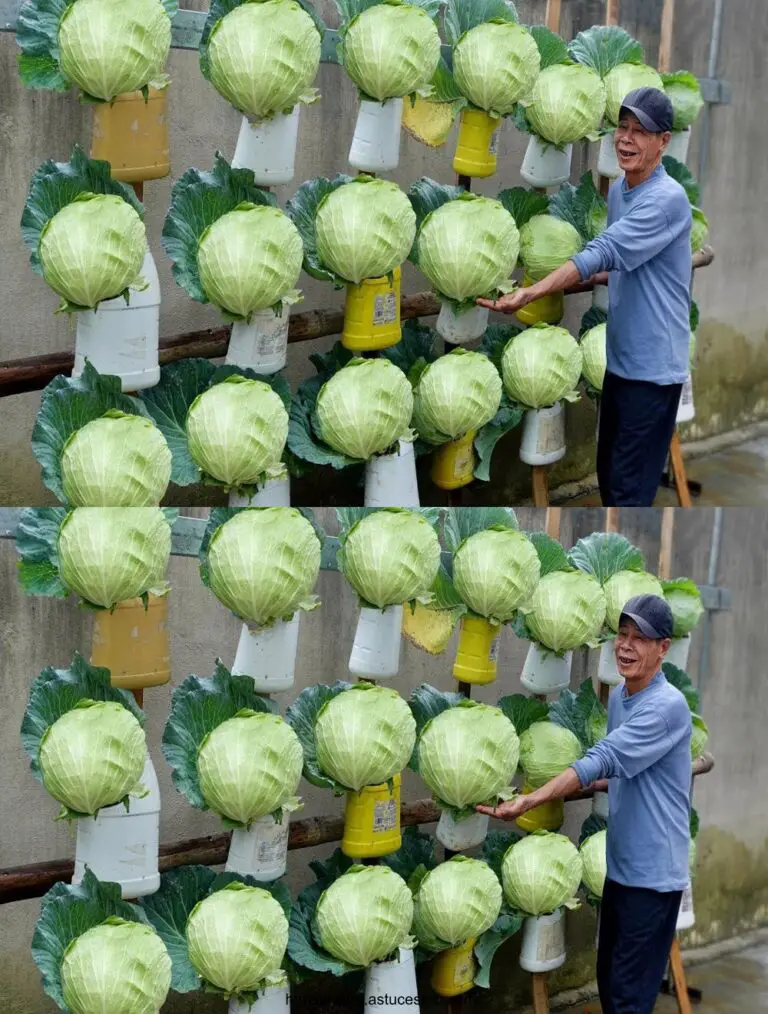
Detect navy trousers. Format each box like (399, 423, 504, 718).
(597, 371, 683, 507)
(597, 878, 683, 1014)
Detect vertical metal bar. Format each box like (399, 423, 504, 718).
(696, 0, 724, 196)
(697, 507, 723, 694)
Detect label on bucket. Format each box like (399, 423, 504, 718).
(680, 376, 693, 408)
(373, 292, 397, 326)
(489, 130, 500, 155)
(680, 884, 693, 915)
(536, 920, 565, 963)
(452, 445, 474, 477)
(489, 637, 500, 662)
(537, 413, 565, 455)
(256, 822, 290, 864)
(372, 799, 397, 833)
(256, 327, 285, 358)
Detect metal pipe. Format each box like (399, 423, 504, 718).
(697, 507, 723, 695)
(697, 0, 725, 196)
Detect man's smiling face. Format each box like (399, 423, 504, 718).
(614, 111, 669, 176)
(614, 617, 670, 685)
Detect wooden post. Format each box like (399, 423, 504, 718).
(545, 508, 562, 539)
(532, 971, 550, 1014)
(545, 0, 562, 32)
(605, 0, 620, 25)
(657, 507, 675, 580)
(532, 466, 549, 507)
(669, 433, 693, 508)
(658, 0, 675, 76)
(668, 938, 694, 1014)
(604, 508, 620, 533)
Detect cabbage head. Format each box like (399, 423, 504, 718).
(604, 63, 664, 126)
(519, 216, 583, 282)
(39, 700, 146, 817)
(315, 358, 414, 460)
(57, 507, 172, 608)
(60, 412, 172, 507)
(315, 683, 416, 791)
(417, 701, 519, 809)
(315, 178, 416, 284)
(413, 350, 502, 443)
(339, 509, 441, 607)
(524, 64, 606, 146)
(416, 195, 519, 304)
(501, 832, 583, 916)
(58, 0, 171, 102)
(186, 377, 289, 488)
(341, 3, 441, 101)
(453, 22, 540, 116)
(518, 722, 583, 789)
(413, 856, 502, 949)
(580, 323, 607, 392)
(663, 72, 704, 131)
(523, 570, 607, 653)
(603, 570, 665, 632)
(206, 0, 321, 119)
(691, 715, 709, 760)
(197, 711, 303, 826)
(315, 865, 414, 967)
(187, 882, 289, 993)
(663, 580, 704, 637)
(579, 830, 607, 900)
(39, 194, 146, 310)
(453, 527, 540, 623)
(206, 508, 321, 627)
(502, 326, 583, 409)
(691, 208, 709, 252)
(197, 205, 303, 319)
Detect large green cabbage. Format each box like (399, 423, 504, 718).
(418, 701, 519, 809)
(691, 207, 709, 252)
(603, 570, 665, 632)
(501, 832, 583, 916)
(206, 0, 321, 119)
(579, 830, 607, 900)
(413, 856, 502, 949)
(523, 570, 607, 653)
(413, 349, 502, 443)
(453, 21, 540, 116)
(315, 358, 414, 460)
(518, 722, 583, 789)
(341, 2, 441, 101)
(524, 64, 606, 145)
(691, 715, 709, 760)
(315, 865, 414, 967)
(604, 63, 664, 126)
(315, 178, 416, 284)
(663, 579, 704, 637)
(580, 323, 607, 392)
(519, 216, 583, 282)
(314, 684, 417, 791)
(452, 527, 541, 623)
(663, 71, 704, 131)
(502, 326, 583, 409)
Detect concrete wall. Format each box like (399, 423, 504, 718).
(0, 1, 765, 506)
(1, 507, 766, 1012)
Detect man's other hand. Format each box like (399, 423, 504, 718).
(476, 289, 536, 314)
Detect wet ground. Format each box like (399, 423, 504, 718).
(560, 942, 768, 1013)
(562, 434, 768, 506)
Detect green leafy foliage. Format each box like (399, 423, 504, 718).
(284, 682, 353, 793)
(662, 663, 701, 714)
(15, 507, 69, 598)
(568, 25, 644, 78)
(443, 0, 518, 44)
(662, 156, 701, 206)
(568, 531, 645, 585)
(496, 693, 548, 737)
(286, 175, 355, 286)
(497, 186, 549, 231)
(443, 507, 518, 552)
(548, 679, 607, 749)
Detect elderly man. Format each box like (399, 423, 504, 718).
(478, 595, 693, 1014)
(480, 89, 692, 507)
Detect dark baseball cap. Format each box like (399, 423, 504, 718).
(619, 594, 674, 640)
(619, 87, 674, 134)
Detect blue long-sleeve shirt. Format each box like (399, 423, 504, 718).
(571, 165, 692, 386)
(572, 672, 692, 892)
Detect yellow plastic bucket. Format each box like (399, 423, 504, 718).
(342, 268, 402, 352)
(453, 615, 499, 686)
(431, 938, 477, 997)
(515, 782, 565, 833)
(430, 430, 477, 490)
(453, 108, 499, 179)
(342, 775, 402, 859)
(515, 272, 564, 326)
(90, 593, 171, 690)
(90, 88, 171, 183)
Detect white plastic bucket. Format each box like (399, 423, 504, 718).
(73, 251, 160, 392)
(364, 441, 420, 507)
(226, 310, 290, 375)
(229, 983, 290, 1014)
(666, 128, 691, 165)
(598, 132, 622, 180)
(592, 283, 609, 312)
(665, 635, 692, 672)
(598, 640, 622, 686)
(520, 643, 573, 695)
(436, 302, 489, 345)
(348, 605, 403, 679)
(677, 375, 695, 424)
(231, 616, 300, 693)
(592, 790, 610, 820)
(365, 949, 419, 1011)
(519, 404, 566, 466)
(519, 910, 566, 973)
(226, 813, 291, 882)
(436, 810, 489, 852)
(677, 882, 695, 931)
(520, 135, 573, 188)
(228, 475, 291, 508)
(349, 98, 403, 172)
(232, 110, 301, 185)
(73, 752, 160, 898)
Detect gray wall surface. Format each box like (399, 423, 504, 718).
(0, 1, 765, 506)
(0, 507, 766, 1012)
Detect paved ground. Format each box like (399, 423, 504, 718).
(560, 942, 768, 1013)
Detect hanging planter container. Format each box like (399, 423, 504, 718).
(231, 615, 301, 693)
(228, 474, 292, 508)
(519, 403, 566, 466)
(90, 88, 170, 183)
(520, 643, 573, 696)
(592, 283, 609, 312)
(364, 440, 420, 507)
(436, 301, 489, 345)
(516, 273, 564, 327)
(598, 131, 622, 179)
(677, 882, 695, 931)
(366, 948, 419, 1011)
(520, 135, 573, 189)
(666, 128, 691, 164)
(592, 790, 610, 820)
(342, 268, 401, 352)
(73, 752, 160, 898)
(431, 938, 477, 997)
(226, 812, 292, 882)
(431, 430, 476, 490)
(453, 108, 500, 178)
(342, 775, 401, 859)
(453, 615, 499, 686)
(519, 909, 566, 973)
(515, 785, 564, 834)
(74, 251, 160, 392)
(348, 604, 404, 679)
(90, 593, 170, 691)
(226, 308, 291, 375)
(677, 375, 695, 425)
(598, 640, 622, 686)
(349, 97, 404, 172)
(232, 109, 301, 186)
(665, 634, 692, 671)
(436, 810, 489, 852)
(229, 984, 290, 1014)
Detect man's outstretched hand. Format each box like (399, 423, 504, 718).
(476, 795, 538, 821)
(476, 288, 536, 314)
